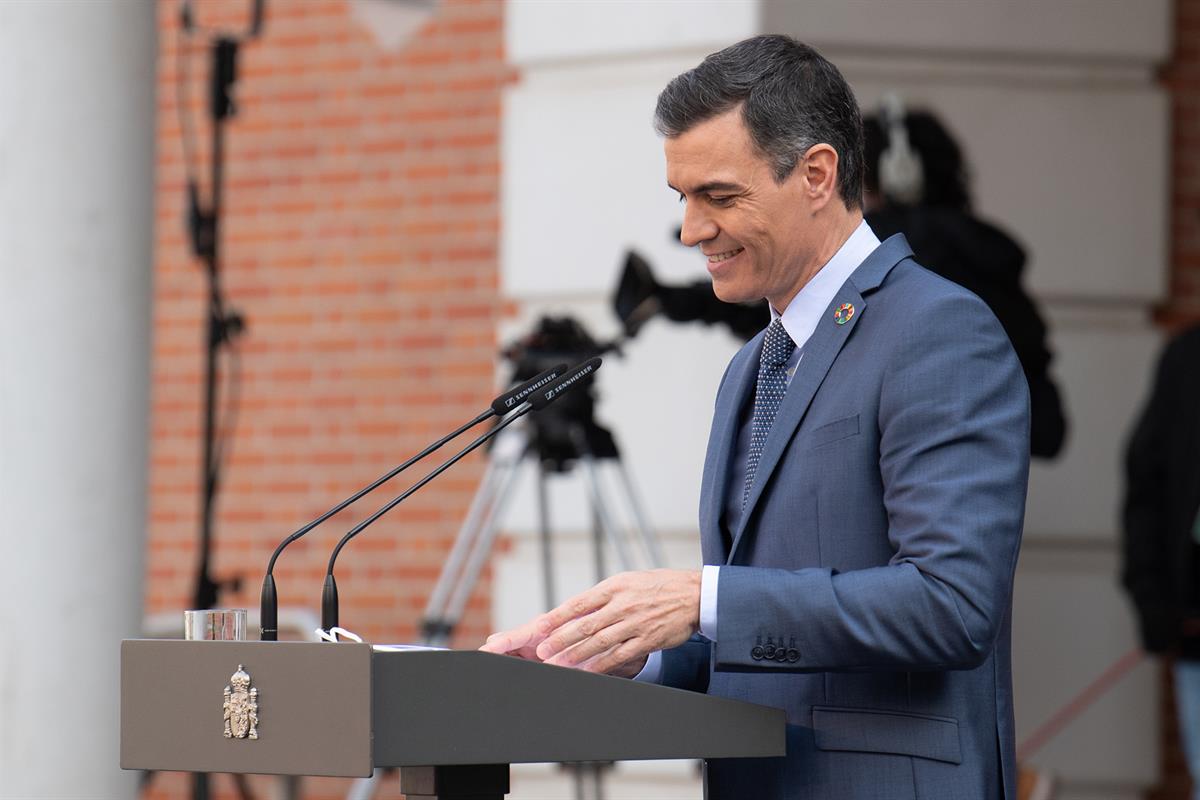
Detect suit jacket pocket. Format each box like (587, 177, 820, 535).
(806, 413, 860, 449)
(811, 706, 962, 764)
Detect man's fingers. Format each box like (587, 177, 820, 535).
(574, 636, 647, 676)
(479, 622, 541, 655)
(535, 610, 605, 661)
(545, 618, 637, 668)
(537, 584, 613, 636)
(532, 581, 626, 660)
(479, 607, 576, 657)
(478, 634, 512, 654)
(481, 570, 699, 673)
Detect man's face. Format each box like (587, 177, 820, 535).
(665, 108, 816, 310)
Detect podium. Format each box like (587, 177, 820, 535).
(121, 640, 785, 798)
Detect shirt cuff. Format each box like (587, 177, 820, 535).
(633, 650, 663, 683)
(699, 564, 719, 641)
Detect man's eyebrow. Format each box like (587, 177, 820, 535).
(668, 181, 743, 195)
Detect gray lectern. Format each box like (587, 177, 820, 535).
(121, 640, 785, 798)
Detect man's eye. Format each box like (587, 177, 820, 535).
(709, 196, 734, 207)
(677, 193, 687, 204)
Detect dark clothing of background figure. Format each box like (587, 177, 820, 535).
(867, 206, 1067, 459)
(657, 281, 769, 342)
(1122, 325, 1200, 658)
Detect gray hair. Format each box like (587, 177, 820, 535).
(654, 35, 864, 210)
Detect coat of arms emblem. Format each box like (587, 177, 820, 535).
(222, 664, 259, 740)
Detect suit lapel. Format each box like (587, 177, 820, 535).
(728, 285, 866, 561)
(700, 335, 759, 561)
(726, 234, 912, 563)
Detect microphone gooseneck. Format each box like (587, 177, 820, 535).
(258, 364, 565, 640)
(320, 357, 602, 633)
(320, 405, 534, 632)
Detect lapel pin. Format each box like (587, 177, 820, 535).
(833, 302, 855, 325)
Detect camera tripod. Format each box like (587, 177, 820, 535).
(348, 408, 663, 800)
(422, 414, 664, 644)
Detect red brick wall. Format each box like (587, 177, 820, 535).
(146, 2, 507, 797)
(1163, 0, 1200, 331)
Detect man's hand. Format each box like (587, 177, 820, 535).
(479, 569, 702, 676)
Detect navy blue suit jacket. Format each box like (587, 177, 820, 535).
(661, 235, 1030, 799)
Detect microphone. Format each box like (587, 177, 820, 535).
(489, 363, 568, 415)
(320, 357, 603, 633)
(527, 355, 600, 410)
(258, 364, 566, 640)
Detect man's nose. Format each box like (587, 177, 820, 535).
(679, 203, 717, 247)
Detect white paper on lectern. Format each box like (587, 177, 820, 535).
(371, 644, 450, 652)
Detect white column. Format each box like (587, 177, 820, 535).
(0, 2, 156, 796)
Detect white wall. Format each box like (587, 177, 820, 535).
(761, 0, 1170, 61)
(498, 2, 1173, 796)
(502, 10, 753, 539)
(0, 2, 156, 796)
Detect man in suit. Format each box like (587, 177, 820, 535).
(482, 35, 1030, 799)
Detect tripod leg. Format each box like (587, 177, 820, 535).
(231, 773, 253, 800)
(537, 460, 557, 609)
(577, 454, 635, 571)
(421, 431, 526, 644)
(571, 764, 586, 800)
(591, 505, 605, 584)
(274, 774, 299, 800)
(592, 763, 606, 800)
(610, 459, 665, 568)
(567, 425, 636, 572)
(193, 772, 209, 800)
(441, 459, 525, 633)
(345, 768, 380, 800)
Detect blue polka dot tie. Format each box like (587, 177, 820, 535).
(743, 319, 796, 509)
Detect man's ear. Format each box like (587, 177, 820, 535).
(800, 143, 839, 211)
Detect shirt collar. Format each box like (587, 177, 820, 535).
(770, 219, 880, 351)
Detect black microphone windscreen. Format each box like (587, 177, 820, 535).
(528, 357, 602, 411)
(491, 363, 567, 416)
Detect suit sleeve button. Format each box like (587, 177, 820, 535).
(774, 648, 788, 662)
(763, 644, 776, 659)
(751, 646, 764, 660)
(786, 649, 800, 662)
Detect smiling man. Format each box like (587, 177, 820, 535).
(483, 35, 1030, 800)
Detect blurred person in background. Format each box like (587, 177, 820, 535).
(1122, 325, 1200, 799)
(863, 101, 1068, 460)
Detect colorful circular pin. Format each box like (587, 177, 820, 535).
(833, 302, 855, 325)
